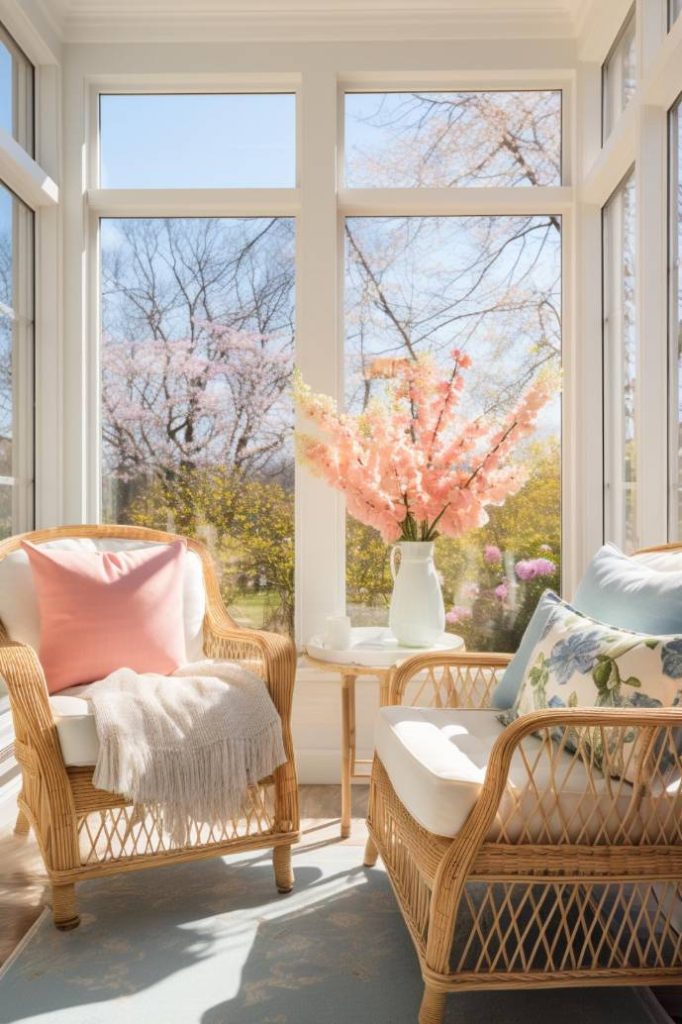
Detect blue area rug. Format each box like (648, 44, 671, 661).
(0, 841, 670, 1024)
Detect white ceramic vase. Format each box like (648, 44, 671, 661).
(388, 541, 445, 647)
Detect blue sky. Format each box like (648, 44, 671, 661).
(100, 93, 296, 189)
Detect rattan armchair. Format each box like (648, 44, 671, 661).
(1, 525, 299, 930)
(365, 648, 682, 1024)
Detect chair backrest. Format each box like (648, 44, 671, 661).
(634, 541, 682, 570)
(0, 525, 213, 662)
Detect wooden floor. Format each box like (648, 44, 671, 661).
(0, 783, 370, 969)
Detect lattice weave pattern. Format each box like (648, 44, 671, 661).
(367, 639, 682, 1024)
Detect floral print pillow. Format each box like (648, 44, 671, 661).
(501, 591, 682, 782)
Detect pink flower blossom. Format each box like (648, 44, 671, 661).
(446, 606, 472, 624)
(484, 544, 502, 564)
(515, 557, 557, 581)
(495, 581, 509, 600)
(534, 557, 557, 577)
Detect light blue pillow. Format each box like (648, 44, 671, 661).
(573, 543, 682, 635)
(491, 591, 556, 709)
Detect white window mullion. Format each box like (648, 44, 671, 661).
(295, 70, 345, 645)
(636, 105, 669, 546)
(34, 62, 63, 527)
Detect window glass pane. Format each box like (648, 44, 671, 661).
(602, 11, 636, 141)
(670, 0, 682, 28)
(0, 24, 33, 154)
(101, 217, 295, 634)
(100, 94, 296, 189)
(345, 215, 561, 653)
(0, 182, 34, 538)
(345, 91, 561, 188)
(603, 171, 637, 550)
(671, 101, 682, 531)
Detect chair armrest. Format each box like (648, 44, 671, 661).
(389, 651, 512, 708)
(0, 636, 57, 745)
(203, 607, 297, 723)
(0, 636, 80, 868)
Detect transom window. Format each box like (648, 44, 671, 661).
(602, 8, 636, 143)
(344, 91, 562, 188)
(99, 93, 296, 189)
(0, 23, 33, 155)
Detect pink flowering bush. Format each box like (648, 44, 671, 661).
(295, 351, 555, 543)
(484, 544, 502, 564)
(445, 541, 559, 650)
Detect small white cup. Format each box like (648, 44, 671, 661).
(325, 614, 352, 650)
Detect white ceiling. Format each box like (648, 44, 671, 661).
(34, 0, 596, 43)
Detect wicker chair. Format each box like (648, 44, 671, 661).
(1, 525, 299, 931)
(365, 568, 682, 1023)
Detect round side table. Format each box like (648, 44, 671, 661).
(304, 627, 465, 838)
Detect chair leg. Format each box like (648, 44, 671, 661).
(363, 835, 379, 867)
(418, 984, 447, 1024)
(14, 808, 30, 835)
(273, 844, 294, 894)
(52, 883, 81, 931)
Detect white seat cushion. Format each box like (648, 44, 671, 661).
(375, 706, 640, 842)
(50, 683, 101, 766)
(0, 537, 206, 663)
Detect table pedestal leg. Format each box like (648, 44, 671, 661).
(341, 674, 356, 838)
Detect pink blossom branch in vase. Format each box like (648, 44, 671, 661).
(294, 350, 557, 545)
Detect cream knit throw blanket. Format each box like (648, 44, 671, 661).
(87, 660, 287, 845)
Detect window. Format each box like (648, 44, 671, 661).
(0, 23, 33, 154)
(342, 88, 562, 653)
(602, 9, 636, 143)
(603, 171, 637, 551)
(0, 183, 34, 537)
(670, 0, 682, 28)
(344, 209, 561, 654)
(99, 94, 296, 189)
(670, 99, 682, 533)
(345, 91, 562, 187)
(100, 216, 295, 633)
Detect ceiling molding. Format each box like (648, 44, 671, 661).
(34, 1, 584, 44)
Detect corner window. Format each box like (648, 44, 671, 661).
(603, 171, 637, 550)
(602, 9, 637, 143)
(0, 183, 34, 537)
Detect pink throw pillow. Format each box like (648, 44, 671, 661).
(22, 540, 188, 693)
